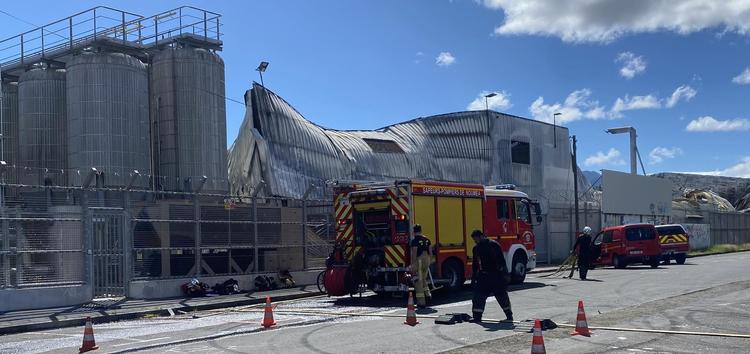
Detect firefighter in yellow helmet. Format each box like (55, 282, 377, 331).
(410, 224, 433, 308)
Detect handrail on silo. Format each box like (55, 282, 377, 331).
(0, 6, 221, 74)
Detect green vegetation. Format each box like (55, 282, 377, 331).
(688, 244, 750, 257)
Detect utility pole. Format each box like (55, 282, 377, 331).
(572, 135, 580, 234)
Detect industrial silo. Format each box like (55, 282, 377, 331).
(1, 81, 19, 181)
(151, 46, 228, 193)
(66, 52, 151, 187)
(18, 68, 67, 186)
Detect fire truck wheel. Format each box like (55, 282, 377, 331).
(675, 254, 686, 265)
(613, 255, 626, 269)
(649, 258, 660, 269)
(442, 259, 465, 291)
(510, 252, 527, 284)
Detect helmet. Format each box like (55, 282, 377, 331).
(582, 226, 592, 235)
(471, 229, 483, 238)
(413, 224, 422, 233)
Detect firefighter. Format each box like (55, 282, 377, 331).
(470, 229, 513, 323)
(410, 224, 433, 308)
(570, 226, 594, 280)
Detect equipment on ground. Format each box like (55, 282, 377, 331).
(434, 313, 472, 325)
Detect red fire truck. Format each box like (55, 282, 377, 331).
(323, 180, 541, 296)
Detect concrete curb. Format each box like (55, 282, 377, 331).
(687, 249, 750, 258)
(0, 290, 324, 336)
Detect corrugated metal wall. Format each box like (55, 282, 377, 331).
(229, 84, 575, 206)
(18, 68, 67, 186)
(151, 47, 228, 192)
(66, 52, 150, 187)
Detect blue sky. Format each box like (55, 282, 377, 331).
(2, 0, 749, 177)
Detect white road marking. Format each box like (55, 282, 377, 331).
(112, 337, 171, 347)
(36, 332, 80, 338)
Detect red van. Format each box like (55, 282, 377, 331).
(655, 224, 689, 265)
(591, 224, 662, 269)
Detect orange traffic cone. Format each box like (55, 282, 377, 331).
(530, 319, 546, 354)
(404, 291, 419, 326)
(79, 317, 99, 353)
(570, 300, 592, 336)
(261, 296, 277, 328)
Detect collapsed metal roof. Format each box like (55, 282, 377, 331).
(228, 83, 576, 203)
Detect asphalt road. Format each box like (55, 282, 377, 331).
(1, 252, 749, 353)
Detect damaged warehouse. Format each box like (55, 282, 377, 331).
(228, 83, 588, 263)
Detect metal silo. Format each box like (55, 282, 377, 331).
(18, 68, 67, 186)
(66, 52, 150, 187)
(1, 81, 19, 180)
(151, 46, 228, 192)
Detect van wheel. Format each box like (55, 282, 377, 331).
(675, 254, 686, 265)
(442, 259, 464, 291)
(613, 255, 626, 269)
(510, 252, 528, 284)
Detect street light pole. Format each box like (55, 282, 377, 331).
(606, 126, 638, 175)
(484, 92, 497, 111)
(553, 112, 561, 148)
(484, 92, 497, 128)
(572, 135, 579, 234)
(255, 61, 269, 87)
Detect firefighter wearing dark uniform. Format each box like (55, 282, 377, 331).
(410, 224, 433, 307)
(470, 229, 513, 322)
(570, 226, 593, 280)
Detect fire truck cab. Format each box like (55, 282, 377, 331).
(324, 180, 541, 297)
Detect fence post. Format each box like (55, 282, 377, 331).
(0, 182, 7, 287)
(302, 199, 308, 270)
(193, 191, 201, 277)
(122, 190, 132, 297)
(81, 188, 94, 299)
(252, 196, 258, 273)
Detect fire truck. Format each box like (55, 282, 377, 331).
(323, 179, 542, 296)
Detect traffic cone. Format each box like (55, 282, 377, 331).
(404, 291, 419, 326)
(530, 319, 546, 354)
(79, 317, 99, 353)
(261, 296, 276, 328)
(570, 300, 592, 336)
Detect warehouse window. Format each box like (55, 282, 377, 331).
(511, 140, 530, 165)
(363, 138, 404, 153)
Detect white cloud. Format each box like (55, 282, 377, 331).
(665, 85, 697, 108)
(719, 157, 750, 178)
(414, 52, 424, 64)
(615, 52, 646, 79)
(611, 94, 661, 117)
(610, 84, 696, 117)
(531, 85, 697, 123)
(479, 0, 750, 43)
(687, 157, 750, 178)
(467, 91, 512, 111)
(649, 146, 683, 164)
(529, 88, 606, 124)
(732, 67, 750, 85)
(435, 52, 456, 66)
(685, 116, 750, 132)
(584, 148, 625, 167)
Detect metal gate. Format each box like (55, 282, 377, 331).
(91, 210, 125, 298)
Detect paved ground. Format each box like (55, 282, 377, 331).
(1, 253, 748, 353)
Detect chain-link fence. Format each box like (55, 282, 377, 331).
(0, 185, 85, 288)
(0, 181, 336, 296)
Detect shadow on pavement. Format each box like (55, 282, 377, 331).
(332, 281, 551, 308)
(473, 320, 515, 332)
